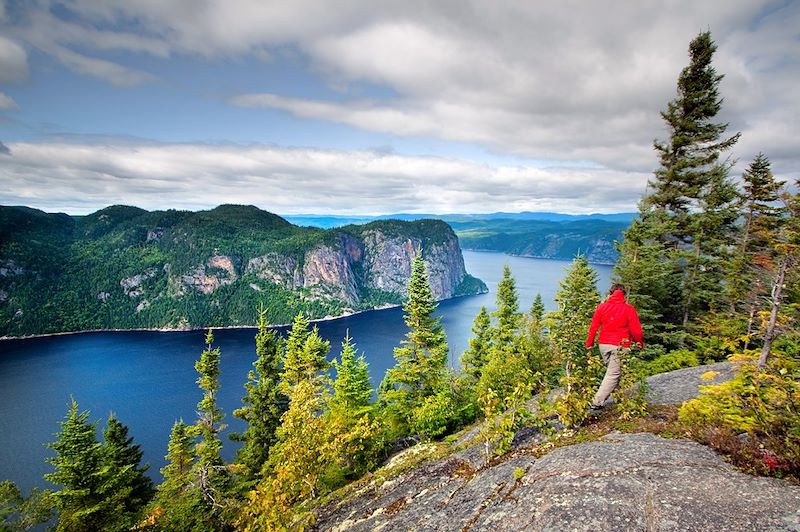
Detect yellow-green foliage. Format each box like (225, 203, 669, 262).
(679, 353, 800, 466)
(555, 350, 603, 427)
(478, 381, 531, 463)
(613, 347, 648, 420)
(642, 349, 699, 376)
(410, 388, 457, 440)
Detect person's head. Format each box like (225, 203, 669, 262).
(609, 283, 627, 296)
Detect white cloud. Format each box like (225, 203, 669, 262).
(0, 141, 648, 215)
(0, 91, 18, 110)
(3, 1, 799, 190)
(44, 43, 156, 86)
(0, 35, 28, 84)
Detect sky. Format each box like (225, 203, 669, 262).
(0, 0, 798, 216)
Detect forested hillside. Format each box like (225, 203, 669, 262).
(451, 218, 626, 264)
(0, 205, 485, 337)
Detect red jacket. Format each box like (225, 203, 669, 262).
(585, 290, 644, 348)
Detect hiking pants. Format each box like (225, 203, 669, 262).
(592, 343, 620, 407)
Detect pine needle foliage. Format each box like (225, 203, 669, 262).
(232, 307, 286, 485)
(380, 252, 451, 438)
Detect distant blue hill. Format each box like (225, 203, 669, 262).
(282, 212, 636, 228)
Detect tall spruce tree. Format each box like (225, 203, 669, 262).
(617, 31, 740, 346)
(45, 399, 106, 531)
(493, 265, 521, 347)
(380, 252, 450, 435)
(231, 307, 286, 484)
(461, 306, 492, 381)
(46, 401, 150, 531)
(148, 419, 208, 530)
(101, 415, 154, 518)
(725, 154, 786, 341)
(157, 420, 195, 500)
(282, 312, 330, 387)
(243, 319, 335, 530)
(330, 333, 373, 414)
(327, 334, 381, 480)
(529, 293, 545, 326)
(476, 267, 531, 402)
(192, 329, 229, 514)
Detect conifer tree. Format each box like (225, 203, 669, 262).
(327, 334, 381, 481)
(725, 154, 786, 341)
(549, 256, 601, 426)
(460, 306, 492, 381)
(242, 323, 335, 529)
(232, 307, 286, 484)
(380, 252, 450, 437)
(101, 414, 154, 517)
(529, 293, 545, 326)
(46, 400, 150, 530)
(45, 399, 106, 530)
(617, 31, 740, 345)
(192, 329, 229, 514)
(330, 333, 373, 413)
(493, 265, 521, 347)
(282, 312, 329, 387)
(148, 420, 208, 530)
(157, 420, 195, 500)
(476, 267, 530, 402)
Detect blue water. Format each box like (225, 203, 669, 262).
(0, 251, 611, 493)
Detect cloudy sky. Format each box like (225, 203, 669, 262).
(0, 0, 798, 215)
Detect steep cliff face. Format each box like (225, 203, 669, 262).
(0, 205, 486, 336)
(238, 228, 473, 311)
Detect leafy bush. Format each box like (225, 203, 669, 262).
(642, 349, 700, 377)
(679, 352, 800, 480)
(410, 389, 457, 440)
(613, 347, 648, 420)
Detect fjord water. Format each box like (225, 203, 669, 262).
(0, 251, 611, 492)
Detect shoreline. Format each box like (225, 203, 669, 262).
(0, 303, 402, 342)
(462, 248, 615, 266)
(0, 291, 487, 342)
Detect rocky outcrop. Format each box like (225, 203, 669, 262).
(181, 255, 239, 295)
(315, 363, 800, 531)
(647, 361, 736, 405)
(246, 253, 301, 289)
(316, 432, 800, 531)
(0, 260, 25, 277)
(120, 268, 158, 297)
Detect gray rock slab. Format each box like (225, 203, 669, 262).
(315, 432, 800, 531)
(646, 361, 736, 405)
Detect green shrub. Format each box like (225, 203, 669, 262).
(679, 353, 800, 480)
(410, 389, 457, 440)
(642, 349, 700, 377)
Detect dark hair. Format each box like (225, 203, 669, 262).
(609, 283, 627, 296)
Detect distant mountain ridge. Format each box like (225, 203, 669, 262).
(0, 204, 485, 337)
(284, 212, 634, 264)
(283, 211, 636, 229)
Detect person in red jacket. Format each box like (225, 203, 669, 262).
(585, 283, 644, 410)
